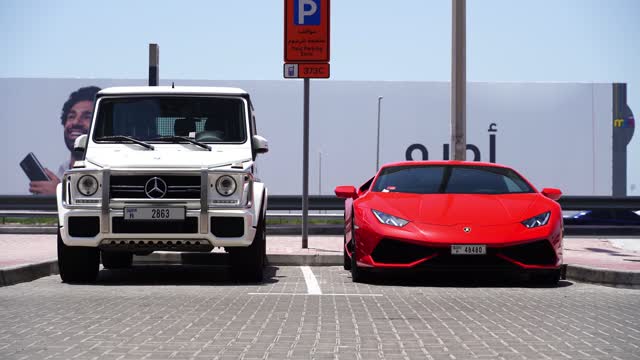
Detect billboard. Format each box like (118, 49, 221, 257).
(0, 78, 633, 196)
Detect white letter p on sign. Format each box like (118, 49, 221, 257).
(297, 0, 318, 25)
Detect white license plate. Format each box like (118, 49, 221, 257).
(124, 207, 185, 221)
(451, 244, 486, 255)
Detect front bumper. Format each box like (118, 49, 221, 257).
(60, 207, 257, 249)
(58, 168, 265, 250)
(353, 209, 563, 270)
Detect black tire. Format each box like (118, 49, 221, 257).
(532, 269, 561, 286)
(230, 211, 266, 282)
(343, 211, 351, 270)
(343, 245, 351, 270)
(101, 251, 133, 269)
(57, 227, 99, 284)
(350, 226, 368, 283)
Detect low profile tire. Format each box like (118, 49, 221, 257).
(532, 269, 561, 286)
(343, 213, 352, 270)
(343, 245, 352, 270)
(101, 251, 133, 269)
(350, 225, 368, 283)
(57, 227, 99, 284)
(230, 212, 266, 282)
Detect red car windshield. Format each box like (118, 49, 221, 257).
(372, 165, 534, 194)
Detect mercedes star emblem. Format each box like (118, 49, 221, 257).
(144, 177, 167, 199)
(463, 227, 471, 233)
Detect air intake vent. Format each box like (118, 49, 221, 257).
(68, 216, 100, 237)
(112, 217, 198, 233)
(499, 240, 557, 266)
(211, 217, 244, 237)
(371, 239, 436, 264)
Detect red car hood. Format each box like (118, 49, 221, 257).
(358, 192, 545, 226)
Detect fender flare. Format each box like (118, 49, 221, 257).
(252, 182, 267, 228)
(55, 183, 67, 227)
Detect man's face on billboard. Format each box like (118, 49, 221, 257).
(64, 100, 93, 152)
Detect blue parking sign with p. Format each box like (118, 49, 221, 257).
(294, 0, 321, 25)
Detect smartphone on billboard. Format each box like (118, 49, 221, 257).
(20, 152, 50, 181)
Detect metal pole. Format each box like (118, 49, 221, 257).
(318, 151, 322, 195)
(451, 0, 466, 160)
(376, 96, 383, 171)
(148, 43, 159, 86)
(302, 79, 310, 249)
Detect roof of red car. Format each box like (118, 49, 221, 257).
(380, 160, 511, 169)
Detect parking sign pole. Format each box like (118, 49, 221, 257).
(302, 78, 310, 248)
(284, 0, 329, 248)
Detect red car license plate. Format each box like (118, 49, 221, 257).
(451, 244, 486, 255)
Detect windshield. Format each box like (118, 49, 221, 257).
(93, 96, 247, 143)
(372, 165, 534, 194)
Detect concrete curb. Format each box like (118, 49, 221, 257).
(0, 259, 58, 287)
(565, 264, 640, 289)
(0, 226, 56, 234)
(2, 256, 638, 289)
(267, 254, 342, 266)
(134, 252, 342, 266)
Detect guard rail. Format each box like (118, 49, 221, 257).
(1, 195, 639, 236)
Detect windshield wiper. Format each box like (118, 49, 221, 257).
(95, 135, 155, 150)
(152, 136, 212, 151)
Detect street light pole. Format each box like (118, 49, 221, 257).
(376, 96, 383, 171)
(451, 0, 466, 160)
(318, 151, 322, 195)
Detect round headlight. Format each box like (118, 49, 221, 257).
(216, 175, 237, 197)
(77, 175, 99, 196)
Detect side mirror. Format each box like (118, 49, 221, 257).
(335, 185, 358, 199)
(541, 187, 562, 201)
(252, 135, 269, 154)
(73, 134, 88, 154)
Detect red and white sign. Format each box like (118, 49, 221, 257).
(284, 0, 330, 63)
(283, 63, 330, 78)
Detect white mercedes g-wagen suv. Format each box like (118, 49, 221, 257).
(56, 86, 269, 283)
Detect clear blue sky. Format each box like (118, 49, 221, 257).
(1, 0, 639, 190)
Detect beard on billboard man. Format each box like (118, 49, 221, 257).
(28, 86, 101, 195)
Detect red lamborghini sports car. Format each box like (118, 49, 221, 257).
(335, 161, 564, 284)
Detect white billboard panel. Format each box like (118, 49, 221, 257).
(0, 79, 627, 196)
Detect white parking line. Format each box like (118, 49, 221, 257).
(248, 293, 383, 296)
(300, 266, 322, 295)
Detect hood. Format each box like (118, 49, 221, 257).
(85, 145, 252, 169)
(359, 192, 545, 226)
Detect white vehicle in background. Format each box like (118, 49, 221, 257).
(56, 86, 269, 283)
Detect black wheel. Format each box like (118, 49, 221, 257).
(343, 245, 351, 270)
(343, 212, 351, 270)
(532, 269, 561, 286)
(57, 227, 99, 284)
(350, 225, 368, 283)
(230, 210, 266, 282)
(101, 251, 133, 269)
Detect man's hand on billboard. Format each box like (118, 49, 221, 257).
(29, 169, 60, 195)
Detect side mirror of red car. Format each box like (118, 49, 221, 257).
(541, 187, 562, 201)
(335, 185, 358, 199)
